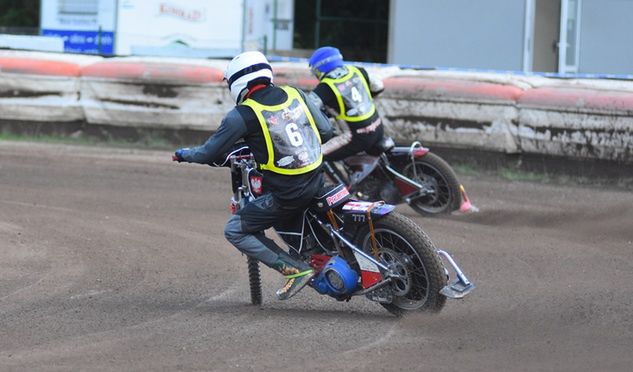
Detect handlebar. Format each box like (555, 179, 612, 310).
(209, 145, 252, 168)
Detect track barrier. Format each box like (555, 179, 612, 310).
(1, 51, 631, 163)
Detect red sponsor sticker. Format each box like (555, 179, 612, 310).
(326, 187, 350, 206)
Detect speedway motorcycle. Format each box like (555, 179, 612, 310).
(213, 145, 474, 315)
(323, 137, 476, 216)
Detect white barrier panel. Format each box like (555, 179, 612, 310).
(377, 76, 524, 153)
(272, 66, 319, 89)
(518, 86, 633, 162)
(273, 66, 523, 153)
(0, 52, 632, 163)
(80, 59, 231, 131)
(0, 51, 99, 123)
(247, 65, 633, 162)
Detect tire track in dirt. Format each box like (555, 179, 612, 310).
(2, 141, 632, 371)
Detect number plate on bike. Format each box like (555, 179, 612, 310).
(342, 201, 395, 215)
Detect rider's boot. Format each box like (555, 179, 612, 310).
(270, 255, 314, 301)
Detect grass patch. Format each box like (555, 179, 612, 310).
(451, 163, 481, 177)
(3, 130, 632, 190)
(0, 131, 173, 150)
(498, 166, 551, 183)
(1, 132, 101, 145)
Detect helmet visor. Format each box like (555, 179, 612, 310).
(310, 66, 322, 79)
(226, 63, 272, 89)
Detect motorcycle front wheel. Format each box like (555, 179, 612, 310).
(401, 152, 462, 216)
(354, 212, 447, 316)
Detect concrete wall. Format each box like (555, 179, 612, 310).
(389, 0, 526, 70)
(0, 51, 101, 123)
(80, 58, 229, 130)
(1, 50, 632, 163)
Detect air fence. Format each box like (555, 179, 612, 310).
(1, 50, 631, 163)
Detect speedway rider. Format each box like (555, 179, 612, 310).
(308, 46, 385, 160)
(172, 51, 333, 300)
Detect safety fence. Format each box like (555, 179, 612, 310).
(1, 50, 632, 163)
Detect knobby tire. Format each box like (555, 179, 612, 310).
(247, 256, 262, 305)
(354, 212, 447, 316)
(403, 152, 462, 216)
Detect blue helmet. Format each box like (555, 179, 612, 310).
(309, 46, 344, 78)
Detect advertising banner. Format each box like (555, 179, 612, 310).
(115, 0, 243, 56)
(40, 0, 116, 55)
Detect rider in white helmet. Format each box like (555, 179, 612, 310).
(173, 51, 333, 300)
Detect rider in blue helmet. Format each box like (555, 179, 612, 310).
(308, 46, 345, 79)
(308, 46, 385, 161)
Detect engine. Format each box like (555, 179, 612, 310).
(353, 175, 382, 201)
(311, 256, 359, 299)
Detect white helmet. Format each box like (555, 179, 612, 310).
(224, 51, 273, 103)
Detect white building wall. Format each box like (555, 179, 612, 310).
(389, 0, 527, 70)
(579, 0, 633, 75)
(244, 0, 294, 52)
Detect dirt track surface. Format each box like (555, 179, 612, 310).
(1, 141, 632, 371)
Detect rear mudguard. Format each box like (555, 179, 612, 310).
(382, 144, 434, 198)
(339, 200, 396, 237)
(385, 145, 430, 168)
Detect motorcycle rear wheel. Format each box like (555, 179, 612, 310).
(401, 152, 462, 216)
(354, 212, 447, 316)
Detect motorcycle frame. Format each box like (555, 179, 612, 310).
(324, 141, 435, 202)
(228, 151, 474, 301)
(229, 154, 403, 297)
(381, 155, 436, 203)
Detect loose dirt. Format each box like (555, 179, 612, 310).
(1, 141, 632, 371)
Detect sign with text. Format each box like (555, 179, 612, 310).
(116, 0, 242, 55)
(40, 0, 116, 55)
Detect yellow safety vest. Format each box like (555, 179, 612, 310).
(242, 86, 323, 175)
(322, 65, 376, 123)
